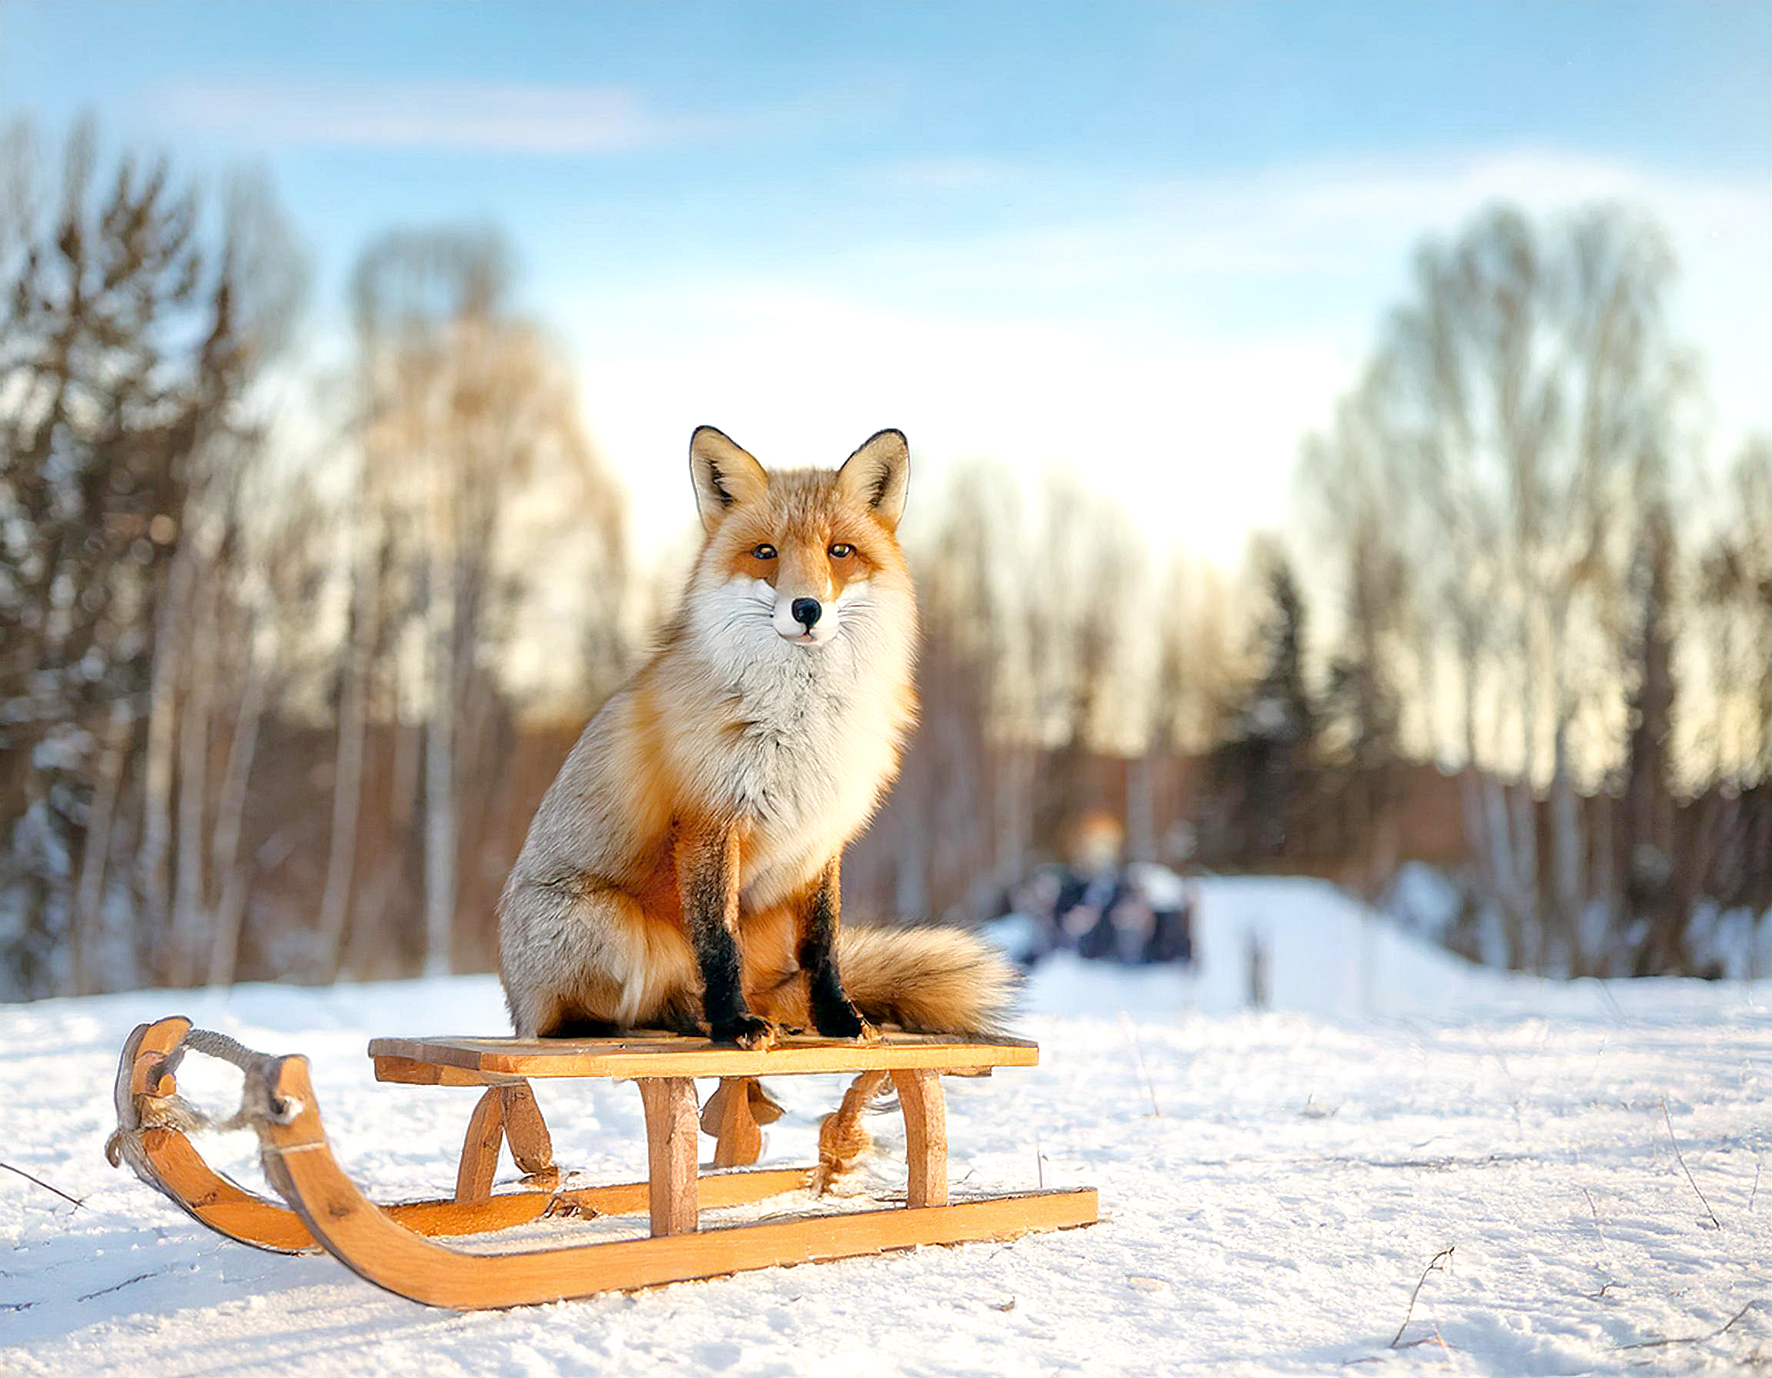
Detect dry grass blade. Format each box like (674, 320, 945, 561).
(1118, 1011, 1162, 1118)
(1619, 1298, 1765, 1350)
(0, 1160, 84, 1211)
(1659, 1097, 1721, 1229)
(1391, 1246, 1455, 1348)
(77, 1270, 168, 1303)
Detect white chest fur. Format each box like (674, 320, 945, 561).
(675, 576, 913, 904)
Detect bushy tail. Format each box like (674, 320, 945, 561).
(811, 924, 1020, 1036)
(782, 926, 1019, 1193)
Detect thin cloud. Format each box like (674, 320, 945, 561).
(846, 147, 1772, 299)
(555, 146, 1769, 564)
(150, 79, 736, 153)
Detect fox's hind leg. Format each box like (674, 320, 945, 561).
(499, 876, 694, 1038)
(796, 856, 877, 1041)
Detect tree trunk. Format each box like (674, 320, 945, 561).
(317, 524, 376, 981)
(139, 544, 195, 982)
(206, 659, 266, 987)
(169, 579, 216, 987)
(422, 460, 458, 978)
(70, 701, 133, 996)
(1548, 690, 1586, 977)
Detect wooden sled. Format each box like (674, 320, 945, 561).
(109, 1015, 1097, 1309)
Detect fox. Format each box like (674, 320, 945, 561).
(498, 425, 1016, 1049)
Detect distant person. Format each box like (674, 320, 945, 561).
(987, 813, 1196, 970)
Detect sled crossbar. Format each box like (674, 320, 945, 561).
(110, 1016, 1097, 1310)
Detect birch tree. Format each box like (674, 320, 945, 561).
(1305, 202, 1687, 971)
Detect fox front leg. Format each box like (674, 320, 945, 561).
(679, 823, 776, 1050)
(800, 857, 878, 1041)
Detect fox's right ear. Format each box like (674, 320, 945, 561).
(688, 426, 769, 533)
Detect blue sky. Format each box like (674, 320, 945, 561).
(3, 1, 1769, 560)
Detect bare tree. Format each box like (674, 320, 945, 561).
(1320, 203, 1686, 971)
(323, 227, 629, 979)
(0, 118, 301, 998)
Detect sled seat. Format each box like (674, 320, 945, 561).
(368, 1031, 1042, 1216)
(369, 1029, 1039, 1083)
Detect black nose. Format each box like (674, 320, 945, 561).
(791, 597, 822, 628)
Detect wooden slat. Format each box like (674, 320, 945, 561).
(373, 1055, 518, 1086)
(892, 1068, 948, 1209)
(637, 1078, 699, 1236)
(554, 1165, 812, 1219)
(367, 1032, 1039, 1080)
(388, 1165, 818, 1233)
(259, 1055, 1097, 1311)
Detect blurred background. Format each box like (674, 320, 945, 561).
(1, 2, 1768, 1004)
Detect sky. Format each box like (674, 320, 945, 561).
(2, 1, 1769, 565)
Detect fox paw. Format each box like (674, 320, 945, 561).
(813, 999, 880, 1042)
(711, 1013, 778, 1051)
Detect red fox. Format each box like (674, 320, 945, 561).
(499, 426, 1015, 1047)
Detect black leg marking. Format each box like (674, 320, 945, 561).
(800, 860, 871, 1039)
(682, 827, 774, 1048)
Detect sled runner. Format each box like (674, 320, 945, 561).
(108, 1015, 1097, 1309)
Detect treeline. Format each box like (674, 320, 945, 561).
(855, 206, 1772, 979)
(1, 125, 1766, 999)
(0, 122, 633, 997)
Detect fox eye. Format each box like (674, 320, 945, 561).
(828, 543, 854, 559)
(751, 543, 777, 560)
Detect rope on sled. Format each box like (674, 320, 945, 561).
(105, 1024, 301, 1188)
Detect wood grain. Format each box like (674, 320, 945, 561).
(454, 1087, 506, 1204)
(368, 1031, 1038, 1081)
(372, 1056, 517, 1086)
(637, 1077, 699, 1236)
(500, 1082, 555, 1178)
(141, 1127, 318, 1253)
(891, 1068, 949, 1208)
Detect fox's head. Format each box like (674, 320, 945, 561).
(684, 426, 915, 654)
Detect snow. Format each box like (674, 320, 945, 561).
(3, 877, 1770, 1376)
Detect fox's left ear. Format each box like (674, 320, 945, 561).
(689, 426, 769, 534)
(836, 429, 910, 530)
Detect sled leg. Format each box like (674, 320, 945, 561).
(638, 1077, 699, 1235)
(892, 1068, 948, 1208)
(703, 1076, 763, 1168)
(501, 1082, 558, 1187)
(455, 1087, 507, 1204)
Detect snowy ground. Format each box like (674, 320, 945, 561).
(2, 878, 1769, 1376)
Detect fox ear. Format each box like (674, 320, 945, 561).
(836, 429, 910, 530)
(688, 426, 768, 533)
